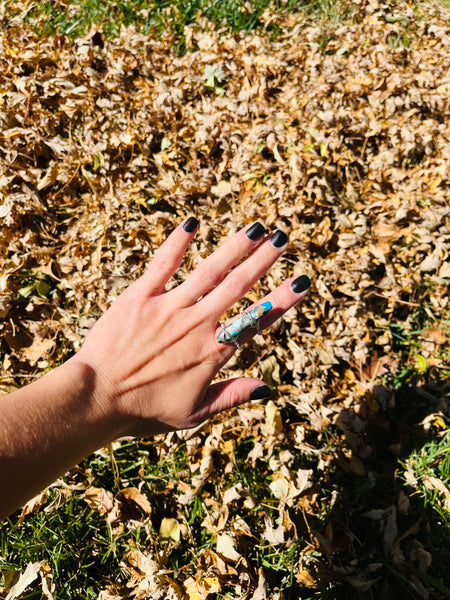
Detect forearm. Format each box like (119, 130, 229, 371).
(0, 360, 119, 519)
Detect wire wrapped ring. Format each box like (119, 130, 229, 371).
(217, 301, 272, 349)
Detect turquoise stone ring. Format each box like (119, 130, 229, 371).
(217, 301, 272, 349)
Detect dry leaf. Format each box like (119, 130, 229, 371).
(344, 576, 376, 592)
(295, 566, 317, 587)
(262, 401, 282, 438)
(250, 570, 267, 600)
(259, 356, 281, 387)
(184, 576, 220, 600)
(159, 517, 182, 542)
(84, 486, 114, 515)
(37, 163, 59, 190)
(216, 534, 241, 562)
(118, 487, 152, 515)
(269, 477, 289, 500)
(211, 180, 235, 197)
(263, 517, 285, 545)
(5, 562, 43, 600)
(423, 476, 449, 495)
(20, 490, 48, 520)
(21, 338, 54, 367)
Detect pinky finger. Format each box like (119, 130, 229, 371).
(259, 274, 311, 331)
(138, 217, 198, 296)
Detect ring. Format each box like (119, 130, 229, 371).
(217, 301, 272, 349)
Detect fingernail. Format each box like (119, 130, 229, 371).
(271, 229, 288, 248)
(246, 222, 266, 241)
(291, 274, 311, 294)
(250, 385, 271, 400)
(183, 216, 199, 233)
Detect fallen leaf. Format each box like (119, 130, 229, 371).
(20, 491, 48, 520)
(344, 575, 376, 592)
(118, 487, 152, 515)
(216, 533, 241, 562)
(263, 517, 285, 545)
(262, 401, 282, 438)
(5, 562, 43, 600)
(159, 517, 182, 542)
(269, 477, 289, 499)
(250, 570, 267, 600)
(295, 565, 317, 587)
(84, 486, 114, 515)
(211, 180, 235, 197)
(184, 576, 221, 600)
(21, 338, 54, 367)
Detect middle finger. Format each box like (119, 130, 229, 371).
(174, 221, 267, 306)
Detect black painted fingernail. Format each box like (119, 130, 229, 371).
(291, 274, 311, 294)
(250, 385, 271, 400)
(246, 222, 266, 241)
(183, 216, 199, 233)
(271, 230, 288, 248)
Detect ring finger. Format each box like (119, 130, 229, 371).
(201, 229, 289, 318)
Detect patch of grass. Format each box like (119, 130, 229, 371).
(2, 0, 356, 53)
(0, 490, 128, 599)
(311, 283, 450, 598)
(321, 412, 450, 598)
(0, 439, 195, 599)
(0, 431, 334, 598)
(384, 285, 450, 389)
(400, 427, 450, 526)
(395, 423, 450, 597)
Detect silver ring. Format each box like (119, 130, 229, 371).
(217, 301, 272, 349)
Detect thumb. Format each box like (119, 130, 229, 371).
(203, 378, 271, 417)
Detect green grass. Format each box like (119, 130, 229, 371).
(1, 490, 127, 598)
(0, 431, 349, 598)
(376, 280, 450, 388)
(400, 428, 450, 526)
(2, 0, 354, 53)
(0, 436, 317, 598)
(3, 385, 444, 598)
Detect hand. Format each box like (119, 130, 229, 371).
(0, 218, 311, 516)
(70, 218, 311, 438)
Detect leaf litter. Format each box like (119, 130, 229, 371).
(0, 0, 450, 598)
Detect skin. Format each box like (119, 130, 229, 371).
(0, 220, 309, 519)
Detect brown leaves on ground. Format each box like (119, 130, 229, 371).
(1, 0, 450, 597)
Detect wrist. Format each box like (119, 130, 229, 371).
(57, 357, 124, 445)
(64, 354, 138, 441)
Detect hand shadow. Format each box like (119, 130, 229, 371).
(282, 375, 450, 600)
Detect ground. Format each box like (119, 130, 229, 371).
(0, 0, 449, 598)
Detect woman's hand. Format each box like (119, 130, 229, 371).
(0, 218, 310, 517)
(71, 218, 311, 438)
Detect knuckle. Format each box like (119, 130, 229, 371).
(153, 249, 177, 274)
(227, 238, 242, 255)
(223, 274, 246, 297)
(227, 386, 244, 409)
(195, 264, 222, 289)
